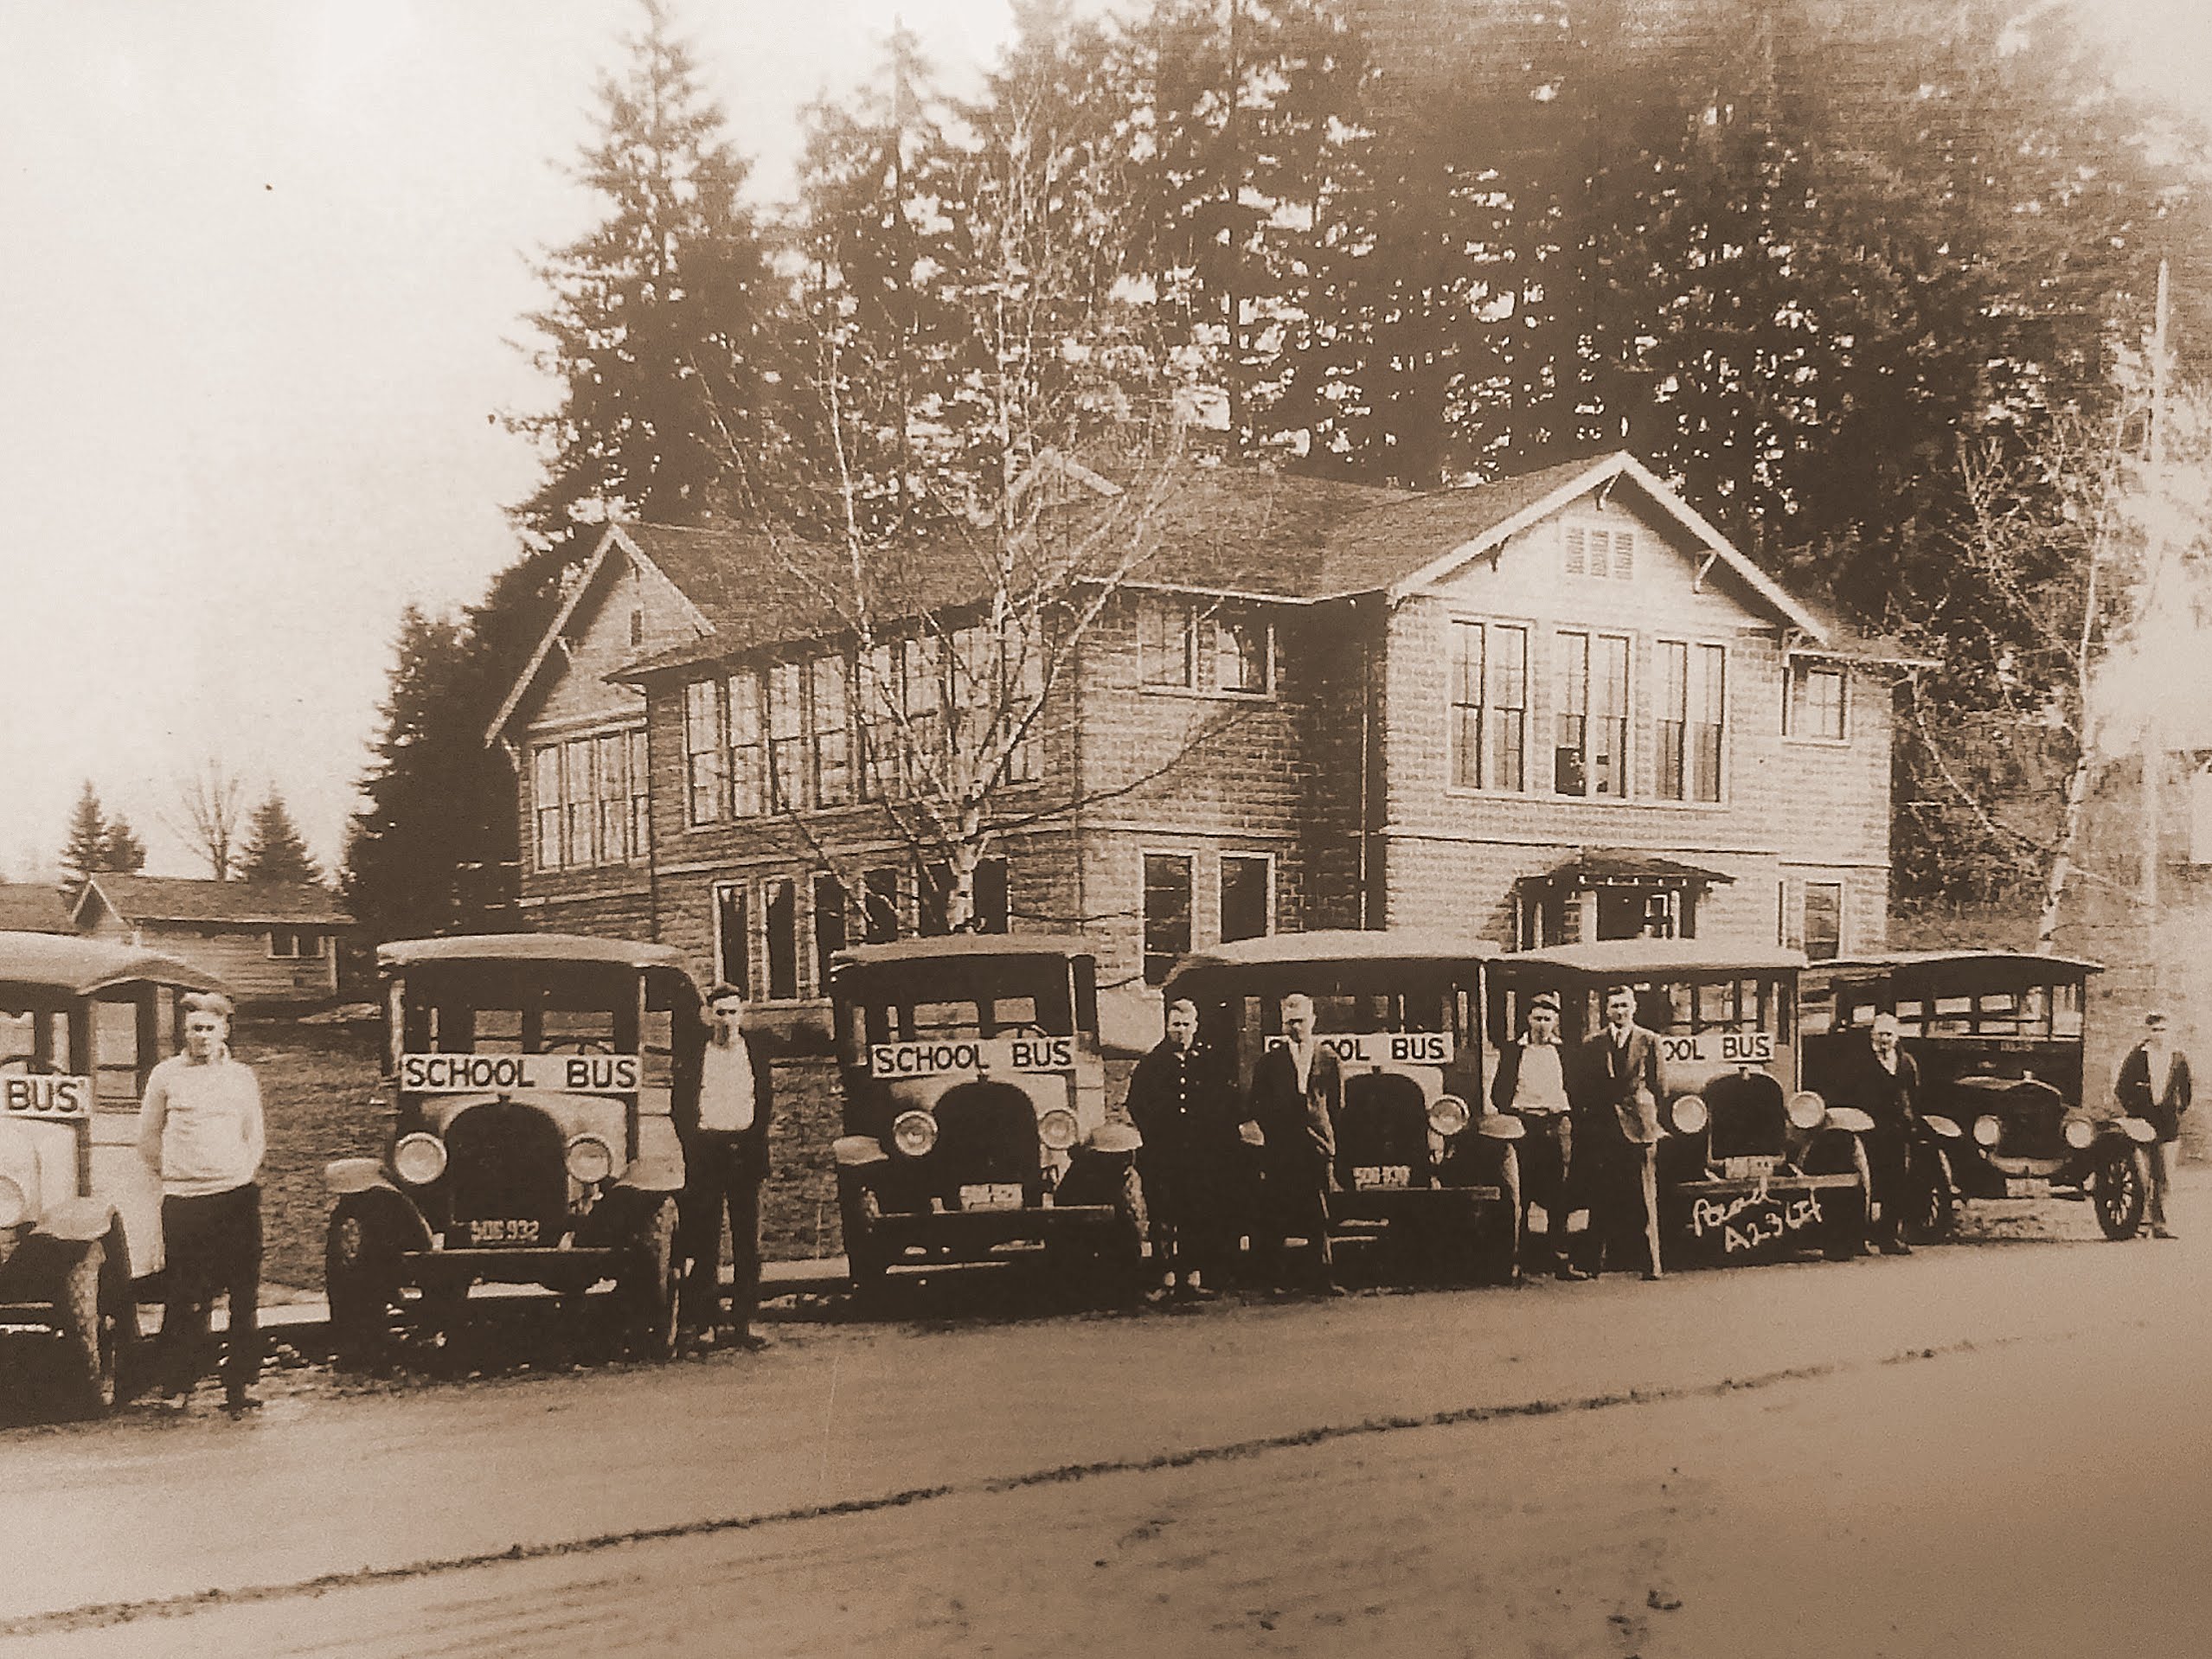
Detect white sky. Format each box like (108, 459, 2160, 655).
(0, 0, 2202, 882)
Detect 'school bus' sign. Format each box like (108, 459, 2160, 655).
(1656, 1030, 1776, 1067)
(398, 1053, 641, 1094)
(869, 1035, 1077, 1079)
(1265, 1031, 1455, 1066)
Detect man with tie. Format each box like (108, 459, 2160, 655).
(2116, 1009, 2191, 1239)
(1242, 992, 1344, 1292)
(1571, 983, 1667, 1280)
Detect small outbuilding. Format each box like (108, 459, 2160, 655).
(70, 874, 350, 1009)
(0, 881, 74, 935)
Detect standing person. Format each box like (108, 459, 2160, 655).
(674, 983, 774, 1349)
(1849, 1013, 1921, 1256)
(137, 991, 265, 1414)
(1492, 990, 1582, 1278)
(1242, 993, 1343, 1292)
(2116, 1010, 2191, 1240)
(1123, 997, 1236, 1298)
(1571, 984, 1667, 1281)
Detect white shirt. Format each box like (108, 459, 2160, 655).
(1287, 1037, 1318, 1093)
(137, 1048, 264, 1197)
(696, 1034, 757, 1133)
(1511, 1042, 1569, 1114)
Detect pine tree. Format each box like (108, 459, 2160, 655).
(510, 0, 779, 541)
(61, 782, 111, 888)
(100, 816, 147, 874)
(239, 791, 323, 887)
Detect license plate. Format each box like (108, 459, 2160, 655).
(1353, 1164, 1412, 1191)
(1722, 1156, 1779, 1181)
(959, 1182, 1024, 1212)
(2004, 1177, 2051, 1200)
(465, 1218, 540, 1246)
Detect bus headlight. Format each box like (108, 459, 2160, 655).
(565, 1135, 616, 1184)
(1670, 1095, 1709, 1136)
(1427, 1094, 1471, 1137)
(891, 1110, 939, 1157)
(0, 1175, 26, 1229)
(1973, 1115, 2003, 1148)
(1786, 1092, 1826, 1131)
(2062, 1116, 2096, 1150)
(393, 1132, 447, 1186)
(1036, 1108, 1080, 1150)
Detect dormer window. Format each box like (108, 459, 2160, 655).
(1564, 522, 1635, 580)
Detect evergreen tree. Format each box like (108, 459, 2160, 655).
(99, 816, 147, 874)
(61, 782, 111, 887)
(239, 790, 323, 887)
(510, 0, 779, 541)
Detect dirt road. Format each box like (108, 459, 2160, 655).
(4, 1187, 2209, 1656)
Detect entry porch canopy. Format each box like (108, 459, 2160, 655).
(1513, 849, 1736, 948)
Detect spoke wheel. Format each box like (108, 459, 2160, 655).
(326, 1206, 399, 1371)
(620, 1197, 681, 1361)
(1907, 1145, 1959, 1244)
(2093, 1145, 2151, 1240)
(840, 1180, 887, 1305)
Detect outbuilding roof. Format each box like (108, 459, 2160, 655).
(0, 931, 228, 998)
(74, 874, 350, 929)
(0, 883, 74, 935)
(1498, 940, 1810, 976)
(378, 932, 689, 971)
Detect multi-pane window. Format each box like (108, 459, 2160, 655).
(1002, 637, 1044, 784)
(684, 680, 724, 826)
(1214, 612, 1270, 695)
(266, 930, 324, 959)
(627, 729, 650, 858)
(1555, 631, 1630, 797)
(812, 872, 848, 991)
(1143, 853, 1194, 987)
(728, 670, 765, 818)
(859, 640, 903, 800)
(1221, 854, 1272, 943)
(1657, 642, 1726, 803)
(767, 660, 806, 811)
(714, 883, 748, 995)
(594, 731, 630, 862)
(1563, 522, 1635, 580)
(1786, 662, 1846, 740)
(1804, 882, 1843, 962)
(1139, 595, 1195, 689)
(562, 737, 595, 864)
(533, 746, 561, 870)
(863, 867, 901, 943)
(812, 655, 854, 807)
(1449, 619, 1528, 791)
(765, 878, 798, 1000)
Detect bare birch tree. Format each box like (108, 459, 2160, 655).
(167, 758, 248, 881)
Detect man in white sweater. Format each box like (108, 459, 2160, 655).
(138, 991, 266, 1412)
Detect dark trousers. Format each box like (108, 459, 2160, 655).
(1139, 1147, 1228, 1279)
(679, 1136, 763, 1334)
(1258, 1150, 1335, 1282)
(1863, 1119, 1912, 1242)
(1516, 1112, 1574, 1265)
(158, 1184, 261, 1400)
(1570, 1118, 1658, 1276)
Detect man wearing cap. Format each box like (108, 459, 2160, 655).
(673, 983, 775, 1348)
(137, 991, 266, 1413)
(1242, 992, 1343, 1292)
(1492, 990, 1581, 1278)
(1123, 996, 1237, 1298)
(2117, 1010, 2191, 1239)
(1571, 983, 1667, 1280)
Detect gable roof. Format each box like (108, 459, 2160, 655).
(0, 883, 74, 935)
(74, 874, 351, 930)
(496, 453, 1838, 713)
(0, 932, 227, 997)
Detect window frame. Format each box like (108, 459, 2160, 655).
(1554, 629, 1632, 799)
(1563, 520, 1636, 582)
(1654, 637, 1727, 804)
(1211, 608, 1274, 699)
(532, 744, 563, 872)
(1219, 852, 1274, 944)
(1447, 616, 1529, 794)
(683, 679, 727, 828)
(1785, 660, 1849, 745)
(1138, 594, 1196, 691)
(1142, 850, 1196, 988)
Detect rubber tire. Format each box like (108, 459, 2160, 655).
(50, 1236, 122, 1419)
(622, 1196, 681, 1361)
(1906, 1145, 1959, 1245)
(840, 1180, 888, 1304)
(1100, 1164, 1149, 1304)
(325, 1206, 398, 1371)
(2094, 1144, 2151, 1241)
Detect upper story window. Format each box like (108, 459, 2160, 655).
(1214, 612, 1273, 695)
(1564, 522, 1636, 580)
(267, 930, 324, 960)
(683, 680, 725, 826)
(1786, 661, 1847, 741)
(768, 659, 806, 812)
(1554, 631, 1630, 797)
(812, 654, 854, 808)
(1656, 641, 1726, 803)
(1139, 595, 1195, 689)
(1449, 618, 1529, 791)
(536, 726, 651, 868)
(728, 670, 765, 818)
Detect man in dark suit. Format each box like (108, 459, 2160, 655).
(1845, 1013, 1920, 1255)
(673, 983, 775, 1348)
(1571, 983, 1666, 1279)
(1124, 996, 1239, 1297)
(1241, 992, 1343, 1291)
(2116, 1009, 2191, 1239)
